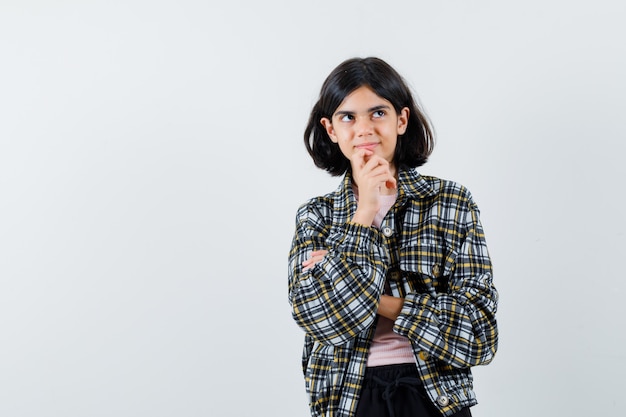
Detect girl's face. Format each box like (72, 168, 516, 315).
(320, 86, 409, 174)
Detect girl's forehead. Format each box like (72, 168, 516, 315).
(336, 86, 391, 111)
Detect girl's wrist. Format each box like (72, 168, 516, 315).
(351, 207, 377, 226)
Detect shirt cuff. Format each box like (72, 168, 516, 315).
(394, 292, 441, 346)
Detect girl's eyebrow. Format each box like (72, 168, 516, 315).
(334, 104, 391, 117)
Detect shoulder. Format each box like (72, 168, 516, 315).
(294, 175, 351, 224)
(410, 172, 479, 213)
(296, 194, 333, 217)
(294, 188, 338, 227)
(423, 175, 473, 198)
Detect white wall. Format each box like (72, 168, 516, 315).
(1, 1, 624, 416)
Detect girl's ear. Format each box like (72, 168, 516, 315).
(320, 117, 338, 143)
(397, 107, 409, 135)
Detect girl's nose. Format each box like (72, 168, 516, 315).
(355, 117, 374, 136)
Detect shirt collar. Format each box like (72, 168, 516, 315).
(397, 168, 438, 200)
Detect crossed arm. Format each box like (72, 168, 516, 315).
(303, 249, 403, 321)
(288, 187, 498, 366)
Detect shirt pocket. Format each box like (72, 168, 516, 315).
(399, 239, 455, 294)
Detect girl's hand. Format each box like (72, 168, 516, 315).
(350, 149, 396, 225)
(302, 249, 329, 270)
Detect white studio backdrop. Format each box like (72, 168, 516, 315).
(1, 1, 624, 416)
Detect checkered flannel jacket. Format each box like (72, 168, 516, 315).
(288, 168, 498, 417)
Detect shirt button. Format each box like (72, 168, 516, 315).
(382, 226, 393, 237)
(436, 395, 450, 407)
(418, 351, 429, 361)
(432, 264, 440, 276)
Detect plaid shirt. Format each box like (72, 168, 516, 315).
(288, 168, 498, 417)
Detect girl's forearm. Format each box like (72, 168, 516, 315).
(378, 294, 404, 321)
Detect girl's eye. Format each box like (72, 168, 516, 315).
(373, 110, 385, 118)
(340, 114, 354, 122)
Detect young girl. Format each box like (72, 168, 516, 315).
(288, 57, 498, 417)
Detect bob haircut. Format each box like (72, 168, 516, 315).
(304, 57, 435, 176)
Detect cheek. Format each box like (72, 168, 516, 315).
(336, 142, 353, 158)
(382, 126, 398, 139)
(334, 129, 354, 144)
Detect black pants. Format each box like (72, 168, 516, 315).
(354, 364, 472, 417)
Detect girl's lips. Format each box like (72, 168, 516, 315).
(356, 143, 378, 150)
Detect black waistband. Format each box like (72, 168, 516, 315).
(361, 363, 422, 388)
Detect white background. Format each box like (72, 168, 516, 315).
(1, 1, 625, 416)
